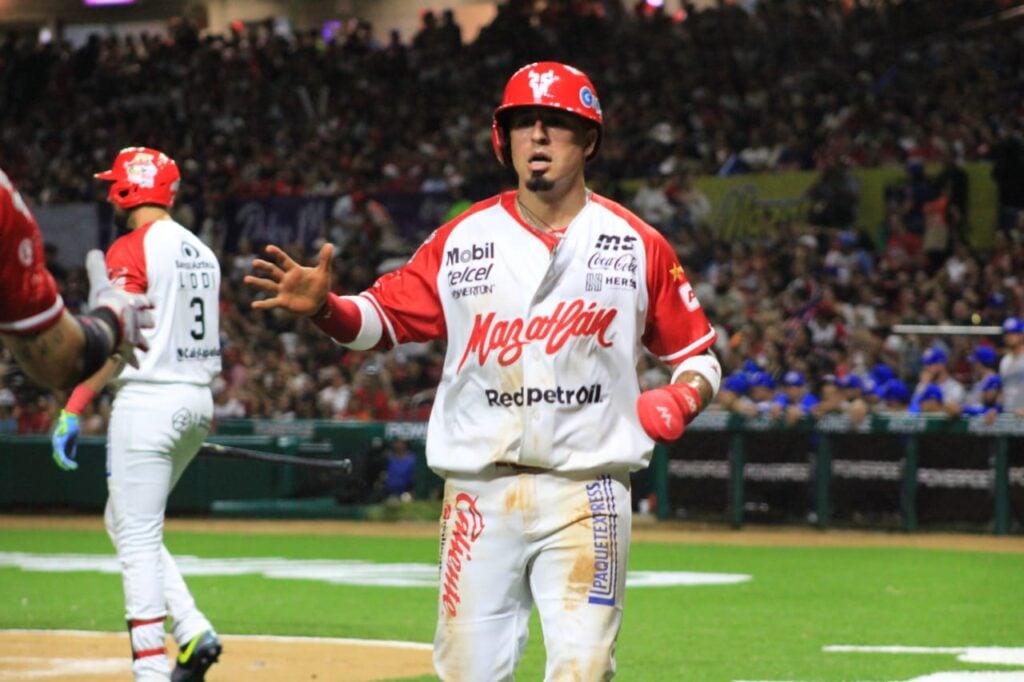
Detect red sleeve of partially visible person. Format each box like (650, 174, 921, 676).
(0, 170, 64, 336)
(104, 222, 154, 294)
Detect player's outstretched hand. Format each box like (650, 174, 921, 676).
(51, 409, 81, 471)
(85, 249, 154, 368)
(637, 383, 701, 443)
(245, 243, 334, 317)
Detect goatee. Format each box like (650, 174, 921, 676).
(525, 174, 554, 193)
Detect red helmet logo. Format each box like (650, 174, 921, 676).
(95, 147, 179, 210)
(491, 62, 603, 166)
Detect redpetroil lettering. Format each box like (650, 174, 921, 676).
(457, 299, 617, 371)
(485, 383, 603, 407)
(441, 493, 485, 617)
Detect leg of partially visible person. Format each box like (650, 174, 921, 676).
(105, 385, 176, 681)
(433, 471, 533, 681)
(162, 385, 221, 682)
(529, 470, 632, 682)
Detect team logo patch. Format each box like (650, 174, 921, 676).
(679, 282, 701, 312)
(579, 86, 601, 114)
(181, 242, 200, 259)
(586, 476, 619, 606)
(124, 153, 158, 188)
(529, 69, 559, 100)
(171, 408, 193, 432)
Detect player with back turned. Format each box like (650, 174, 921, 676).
(0, 166, 153, 389)
(50, 148, 223, 682)
(244, 62, 720, 680)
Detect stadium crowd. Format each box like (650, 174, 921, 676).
(2, 0, 1024, 434)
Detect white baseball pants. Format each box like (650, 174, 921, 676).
(104, 382, 214, 680)
(433, 465, 632, 681)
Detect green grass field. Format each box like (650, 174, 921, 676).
(1, 522, 1022, 681)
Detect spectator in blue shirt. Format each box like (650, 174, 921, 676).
(962, 346, 1002, 421)
(381, 438, 418, 501)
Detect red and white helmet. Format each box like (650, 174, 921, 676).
(491, 61, 603, 166)
(95, 147, 179, 210)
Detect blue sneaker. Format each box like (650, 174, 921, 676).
(172, 629, 222, 682)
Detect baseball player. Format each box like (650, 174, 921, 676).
(999, 316, 1024, 416)
(50, 148, 223, 682)
(245, 62, 720, 680)
(0, 165, 153, 389)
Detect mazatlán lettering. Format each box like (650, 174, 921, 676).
(457, 299, 617, 371)
(441, 492, 485, 617)
(485, 384, 602, 407)
(586, 478, 617, 606)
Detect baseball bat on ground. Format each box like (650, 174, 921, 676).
(198, 442, 353, 472)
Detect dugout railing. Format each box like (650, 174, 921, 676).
(651, 410, 1024, 535)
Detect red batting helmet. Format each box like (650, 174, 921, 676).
(95, 147, 179, 210)
(491, 61, 603, 166)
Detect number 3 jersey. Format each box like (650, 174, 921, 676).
(106, 218, 221, 386)
(359, 191, 717, 475)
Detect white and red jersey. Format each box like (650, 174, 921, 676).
(0, 168, 63, 335)
(359, 191, 716, 476)
(107, 218, 221, 386)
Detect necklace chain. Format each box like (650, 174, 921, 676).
(516, 196, 554, 232)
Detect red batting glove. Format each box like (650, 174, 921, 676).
(637, 383, 702, 443)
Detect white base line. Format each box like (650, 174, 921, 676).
(0, 629, 434, 651)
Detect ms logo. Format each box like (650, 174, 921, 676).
(595, 234, 636, 252)
(529, 70, 559, 100)
(181, 242, 200, 259)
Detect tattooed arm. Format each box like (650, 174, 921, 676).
(1, 311, 104, 390)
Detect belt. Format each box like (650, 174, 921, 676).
(494, 462, 550, 474)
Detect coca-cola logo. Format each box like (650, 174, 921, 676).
(441, 493, 485, 617)
(586, 252, 638, 273)
(457, 299, 617, 372)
